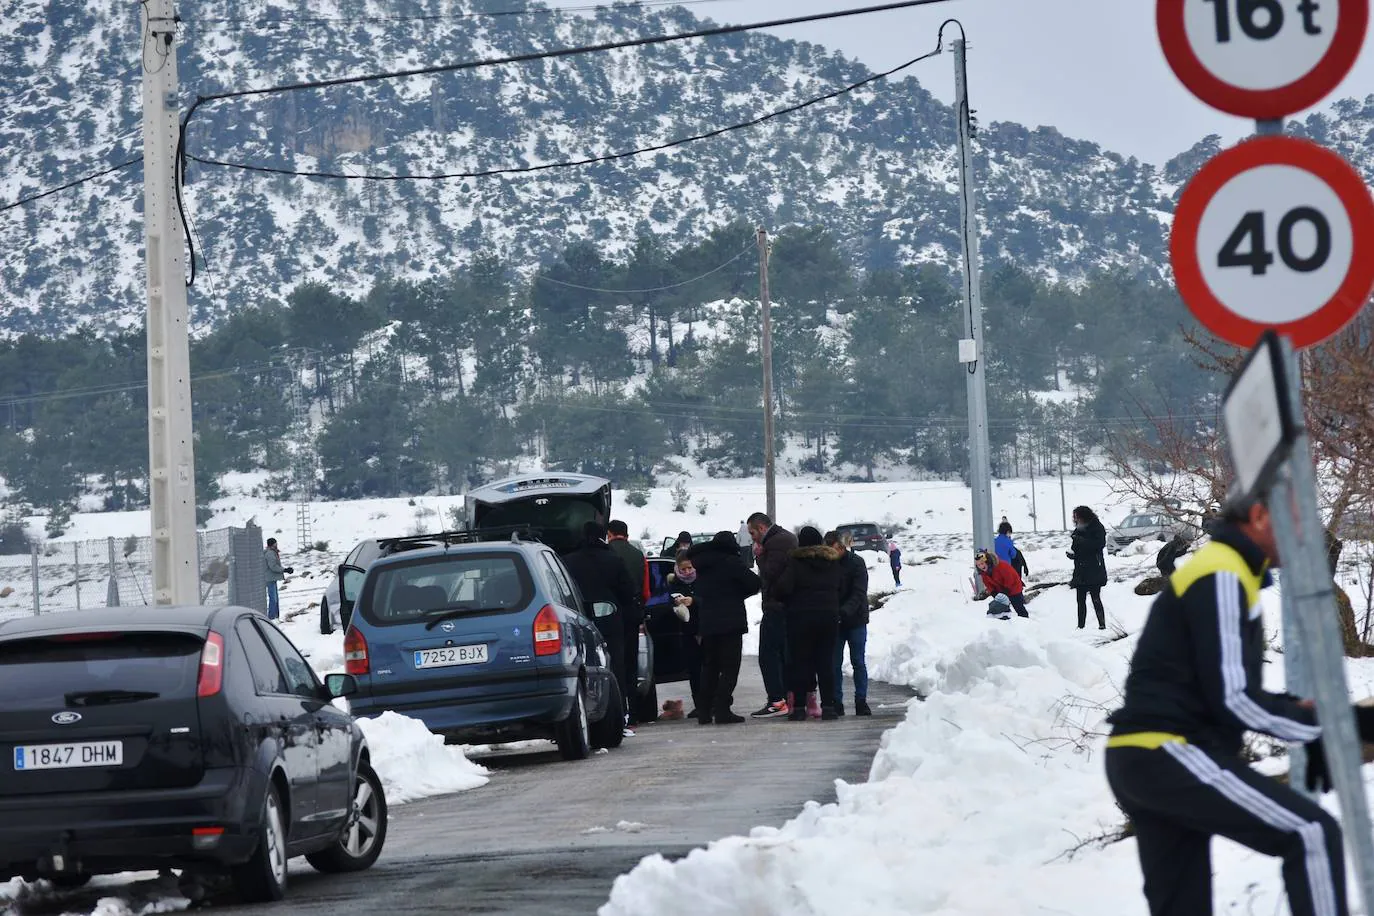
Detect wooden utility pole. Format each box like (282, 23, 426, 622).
(758, 227, 776, 521)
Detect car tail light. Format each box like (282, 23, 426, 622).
(533, 605, 561, 656)
(197, 632, 225, 698)
(344, 626, 370, 675)
(191, 826, 224, 850)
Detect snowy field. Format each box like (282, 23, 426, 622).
(6, 472, 1374, 915)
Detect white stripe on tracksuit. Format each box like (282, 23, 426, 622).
(1214, 571, 1322, 742)
(1164, 742, 1338, 916)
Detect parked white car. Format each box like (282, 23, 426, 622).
(1107, 510, 1195, 555)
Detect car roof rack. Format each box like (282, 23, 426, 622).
(377, 526, 546, 553)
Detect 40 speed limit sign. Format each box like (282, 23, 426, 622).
(1171, 135, 1374, 349)
(1157, 0, 1368, 118)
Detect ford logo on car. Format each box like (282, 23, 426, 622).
(51, 711, 82, 725)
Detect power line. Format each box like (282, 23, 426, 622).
(191, 43, 934, 181)
(0, 157, 142, 215)
(188, 0, 741, 29)
(183, 0, 951, 108)
(533, 243, 755, 294)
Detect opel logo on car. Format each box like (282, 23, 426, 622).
(51, 711, 82, 725)
(441, 621, 455, 633)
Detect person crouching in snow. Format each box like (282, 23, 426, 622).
(975, 548, 1028, 618)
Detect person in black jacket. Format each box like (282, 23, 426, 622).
(562, 521, 640, 735)
(1105, 492, 1361, 916)
(686, 531, 762, 725)
(772, 526, 844, 721)
(667, 550, 703, 718)
(1068, 505, 1109, 629)
(826, 531, 871, 717)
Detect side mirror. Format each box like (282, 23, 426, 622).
(325, 673, 358, 698)
(591, 601, 617, 618)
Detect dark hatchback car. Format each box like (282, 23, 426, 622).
(339, 531, 625, 760)
(0, 606, 386, 902)
(836, 522, 887, 552)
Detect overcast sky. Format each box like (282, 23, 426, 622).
(547, 0, 1374, 165)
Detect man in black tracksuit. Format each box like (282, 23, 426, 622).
(1105, 494, 1353, 916)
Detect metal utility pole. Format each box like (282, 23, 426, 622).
(141, 0, 200, 606)
(758, 227, 776, 522)
(952, 36, 994, 552)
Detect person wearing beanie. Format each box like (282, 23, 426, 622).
(685, 530, 762, 725)
(662, 530, 694, 558)
(975, 547, 1029, 618)
(770, 525, 844, 721)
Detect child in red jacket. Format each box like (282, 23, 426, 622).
(975, 549, 1029, 618)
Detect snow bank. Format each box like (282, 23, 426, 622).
(356, 711, 490, 804)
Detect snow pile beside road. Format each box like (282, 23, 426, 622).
(356, 711, 490, 804)
(602, 578, 1137, 915)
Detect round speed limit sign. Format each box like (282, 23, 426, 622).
(1171, 136, 1374, 349)
(1157, 0, 1368, 117)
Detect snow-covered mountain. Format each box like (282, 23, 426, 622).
(3, 0, 1373, 337)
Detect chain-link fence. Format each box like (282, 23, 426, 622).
(0, 524, 267, 620)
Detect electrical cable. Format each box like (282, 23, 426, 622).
(532, 243, 755, 294)
(174, 0, 953, 285)
(189, 0, 742, 29)
(188, 46, 938, 182)
(0, 157, 142, 215)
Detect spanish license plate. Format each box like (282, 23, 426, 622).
(14, 741, 124, 771)
(414, 644, 489, 669)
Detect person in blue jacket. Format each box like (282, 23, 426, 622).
(995, 520, 1030, 579)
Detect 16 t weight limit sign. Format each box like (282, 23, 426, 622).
(1171, 135, 1374, 349)
(1158, 0, 1368, 117)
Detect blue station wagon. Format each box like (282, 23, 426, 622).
(337, 531, 624, 760)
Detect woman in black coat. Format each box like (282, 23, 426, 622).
(771, 526, 844, 721)
(1068, 505, 1108, 629)
(686, 531, 762, 725)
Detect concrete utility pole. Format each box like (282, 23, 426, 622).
(141, 0, 200, 605)
(758, 227, 776, 522)
(952, 37, 994, 553)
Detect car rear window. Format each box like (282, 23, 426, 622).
(0, 632, 203, 706)
(839, 525, 880, 536)
(364, 552, 535, 624)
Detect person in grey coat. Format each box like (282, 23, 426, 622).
(263, 537, 293, 621)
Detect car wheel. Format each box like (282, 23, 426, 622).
(590, 675, 625, 750)
(306, 762, 388, 873)
(635, 680, 659, 725)
(232, 782, 288, 902)
(554, 680, 592, 761)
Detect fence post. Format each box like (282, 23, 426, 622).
(30, 543, 39, 616)
(74, 542, 82, 611)
(227, 529, 239, 608)
(106, 537, 120, 607)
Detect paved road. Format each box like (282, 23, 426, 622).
(19, 666, 913, 916)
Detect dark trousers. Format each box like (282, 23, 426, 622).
(1107, 744, 1346, 916)
(622, 614, 642, 724)
(758, 612, 788, 703)
(787, 616, 838, 706)
(1009, 593, 1029, 618)
(700, 634, 743, 716)
(1076, 587, 1105, 627)
(684, 635, 703, 711)
(595, 617, 627, 716)
(890, 559, 901, 585)
(833, 624, 868, 705)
